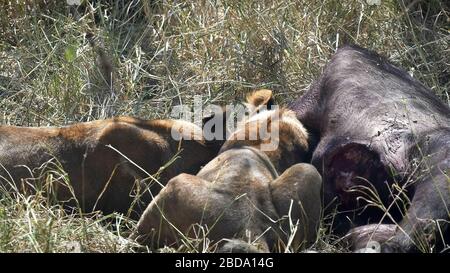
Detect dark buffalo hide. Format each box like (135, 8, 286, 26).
(289, 45, 450, 252)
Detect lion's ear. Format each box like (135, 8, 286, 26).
(246, 89, 274, 109)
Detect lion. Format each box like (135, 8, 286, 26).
(0, 116, 223, 218)
(133, 90, 323, 252)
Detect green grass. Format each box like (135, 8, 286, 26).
(0, 0, 448, 252)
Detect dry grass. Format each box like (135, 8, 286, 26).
(0, 0, 448, 252)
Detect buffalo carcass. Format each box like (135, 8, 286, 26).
(289, 45, 450, 252)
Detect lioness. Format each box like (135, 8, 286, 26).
(0, 116, 223, 217)
(134, 90, 322, 252)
